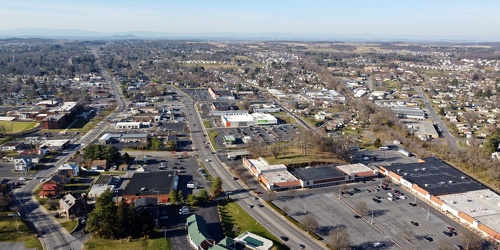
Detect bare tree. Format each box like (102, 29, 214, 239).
(328, 226, 352, 250)
(301, 214, 319, 233)
(354, 201, 369, 217)
(269, 143, 281, 159)
(436, 237, 453, 250)
(281, 205, 290, 215)
(247, 138, 267, 158)
(460, 230, 485, 250)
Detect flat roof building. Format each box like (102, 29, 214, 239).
(122, 171, 178, 204)
(381, 158, 486, 196)
(243, 157, 300, 191)
(221, 113, 277, 128)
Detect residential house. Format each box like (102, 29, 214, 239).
(59, 193, 87, 218)
(88, 175, 120, 199)
(38, 174, 68, 198)
(57, 163, 80, 177)
(0, 141, 24, 151)
(89, 160, 107, 172)
(13, 157, 33, 171)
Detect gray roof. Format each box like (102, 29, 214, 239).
(290, 165, 345, 181)
(384, 158, 486, 196)
(123, 171, 176, 196)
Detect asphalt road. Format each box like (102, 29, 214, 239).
(177, 89, 326, 250)
(415, 87, 459, 151)
(10, 48, 127, 250)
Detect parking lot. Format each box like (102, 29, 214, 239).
(183, 88, 211, 102)
(210, 124, 300, 149)
(272, 180, 465, 249)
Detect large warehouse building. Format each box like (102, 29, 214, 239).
(221, 113, 278, 127)
(379, 158, 500, 243)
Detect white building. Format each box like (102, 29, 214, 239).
(221, 113, 277, 128)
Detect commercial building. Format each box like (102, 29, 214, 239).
(122, 171, 178, 204)
(41, 114, 67, 129)
(208, 88, 235, 100)
(114, 122, 151, 130)
(402, 120, 439, 141)
(290, 163, 377, 189)
(379, 158, 499, 243)
(243, 157, 300, 191)
(391, 107, 426, 120)
(221, 113, 277, 128)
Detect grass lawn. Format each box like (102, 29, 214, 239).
(382, 80, 400, 89)
(203, 120, 213, 128)
(84, 230, 170, 250)
(0, 212, 43, 250)
(0, 121, 37, 133)
(208, 130, 219, 151)
(59, 219, 78, 233)
(265, 147, 341, 165)
(275, 114, 295, 124)
(218, 200, 288, 250)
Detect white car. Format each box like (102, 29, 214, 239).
(373, 242, 384, 248)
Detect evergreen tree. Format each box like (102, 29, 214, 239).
(177, 190, 184, 204)
(86, 189, 117, 239)
(169, 189, 180, 204)
(373, 138, 382, 148)
(211, 177, 223, 198)
(186, 194, 198, 206)
(197, 189, 209, 204)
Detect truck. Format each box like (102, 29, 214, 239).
(187, 182, 198, 189)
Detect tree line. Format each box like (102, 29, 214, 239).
(86, 189, 154, 239)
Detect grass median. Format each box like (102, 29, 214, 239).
(218, 199, 289, 250)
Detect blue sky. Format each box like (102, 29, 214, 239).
(1, 0, 499, 38)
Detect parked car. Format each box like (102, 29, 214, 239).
(373, 242, 384, 248)
(411, 221, 419, 226)
(424, 236, 433, 242)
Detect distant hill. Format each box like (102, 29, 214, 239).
(0, 28, 498, 42)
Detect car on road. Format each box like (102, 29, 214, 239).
(280, 236, 289, 241)
(424, 236, 433, 242)
(19, 177, 27, 181)
(411, 221, 419, 226)
(257, 204, 264, 208)
(354, 215, 362, 219)
(247, 204, 254, 208)
(443, 231, 453, 237)
(297, 244, 305, 249)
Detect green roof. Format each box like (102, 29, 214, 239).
(210, 245, 229, 250)
(217, 237, 235, 247)
(186, 214, 212, 246)
(244, 236, 264, 247)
